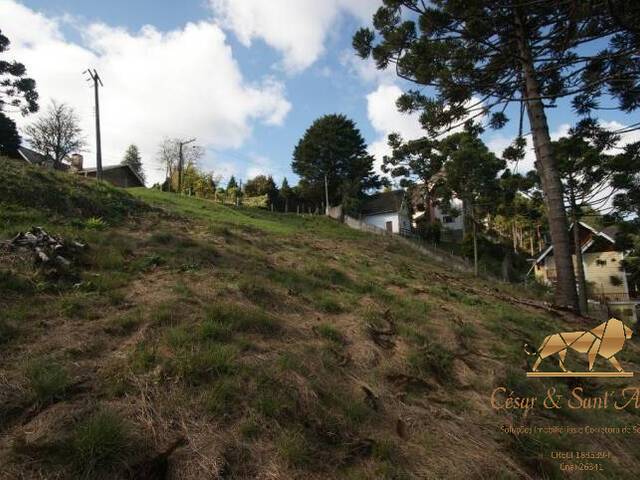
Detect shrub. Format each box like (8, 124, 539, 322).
(84, 217, 107, 230)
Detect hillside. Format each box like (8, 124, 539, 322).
(1, 160, 639, 479)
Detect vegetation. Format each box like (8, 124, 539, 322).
(121, 144, 145, 184)
(0, 112, 20, 157)
(1, 162, 640, 478)
(354, 0, 640, 311)
(0, 29, 38, 115)
(292, 114, 381, 211)
(23, 100, 85, 168)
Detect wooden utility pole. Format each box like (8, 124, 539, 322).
(85, 69, 103, 181)
(177, 138, 196, 194)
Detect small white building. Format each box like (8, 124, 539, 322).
(360, 190, 412, 234)
(413, 198, 465, 241)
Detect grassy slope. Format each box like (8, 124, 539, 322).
(1, 162, 640, 479)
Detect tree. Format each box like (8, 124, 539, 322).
(609, 141, 640, 300)
(354, 1, 640, 311)
(292, 114, 380, 209)
(383, 133, 445, 224)
(553, 132, 620, 314)
(244, 174, 279, 206)
(0, 30, 38, 115)
(227, 175, 238, 190)
(121, 144, 145, 184)
(155, 138, 203, 192)
(436, 131, 506, 275)
(23, 101, 84, 168)
(280, 177, 293, 213)
(0, 111, 20, 157)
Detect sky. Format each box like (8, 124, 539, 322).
(2, 0, 639, 187)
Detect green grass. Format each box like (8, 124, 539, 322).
(317, 324, 345, 344)
(170, 343, 238, 385)
(71, 409, 134, 478)
(0, 157, 145, 225)
(204, 377, 242, 417)
(408, 342, 454, 383)
(25, 358, 72, 404)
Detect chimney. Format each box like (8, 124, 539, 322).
(70, 153, 84, 171)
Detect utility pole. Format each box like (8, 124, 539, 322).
(324, 174, 330, 215)
(85, 69, 103, 181)
(177, 138, 196, 194)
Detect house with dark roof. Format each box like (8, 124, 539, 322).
(18, 148, 144, 188)
(77, 164, 145, 188)
(359, 189, 411, 234)
(533, 221, 638, 321)
(17, 146, 68, 170)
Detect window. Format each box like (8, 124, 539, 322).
(442, 216, 454, 224)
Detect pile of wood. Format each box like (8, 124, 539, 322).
(3, 227, 86, 271)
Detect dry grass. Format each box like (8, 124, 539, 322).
(1, 178, 639, 479)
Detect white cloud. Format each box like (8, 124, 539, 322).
(340, 48, 395, 85)
(365, 84, 487, 178)
(365, 84, 423, 176)
(1, 0, 291, 184)
(209, 0, 378, 73)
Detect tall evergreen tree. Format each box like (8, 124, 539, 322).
(553, 132, 620, 313)
(121, 144, 145, 183)
(227, 175, 238, 190)
(280, 177, 293, 213)
(0, 112, 20, 157)
(292, 114, 380, 209)
(353, 1, 640, 310)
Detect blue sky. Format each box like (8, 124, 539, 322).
(3, 0, 638, 186)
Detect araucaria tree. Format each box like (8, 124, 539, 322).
(553, 131, 620, 314)
(292, 114, 380, 210)
(0, 112, 20, 156)
(0, 29, 38, 115)
(24, 101, 85, 169)
(353, 1, 640, 311)
(121, 144, 145, 183)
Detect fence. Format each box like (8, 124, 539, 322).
(340, 213, 473, 273)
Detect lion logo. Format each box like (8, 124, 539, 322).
(525, 318, 634, 374)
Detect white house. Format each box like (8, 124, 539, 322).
(413, 198, 465, 238)
(360, 190, 412, 234)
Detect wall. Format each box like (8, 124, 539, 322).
(535, 250, 629, 300)
(362, 212, 400, 233)
(433, 198, 465, 233)
(583, 251, 628, 299)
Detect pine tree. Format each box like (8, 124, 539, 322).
(121, 144, 145, 183)
(353, 1, 640, 311)
(292, 114, 380, 208)
(0, 112, 20, 157)
(227, 175, 238, 190)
